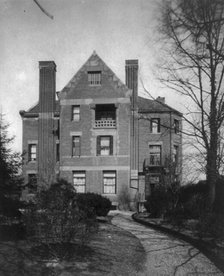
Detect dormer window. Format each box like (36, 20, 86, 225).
(88, 71, 101, 86)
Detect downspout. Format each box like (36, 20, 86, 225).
(169, 111, 172, 185)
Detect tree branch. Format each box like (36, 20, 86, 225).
(33, 0, 54, 20)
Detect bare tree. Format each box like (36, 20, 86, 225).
(158, 0, 224, 208)
(33, 0, 54, 20)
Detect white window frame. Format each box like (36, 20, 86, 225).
(72, 136, 81, 157)
(73, 171, 86, 193)
(151, 118, 160, 134)
(103, 171, 116, 194)
(97, 136, 113, 156)
(28, 144, 37, 161)
(72, 105, 80, 121)
(100, 136, 110, 156)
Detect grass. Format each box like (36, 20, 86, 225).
(0, 222, 146, 276)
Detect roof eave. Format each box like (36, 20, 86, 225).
(138, 109, 183, 116)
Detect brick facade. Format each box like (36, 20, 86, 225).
(20, 52, 182, 206)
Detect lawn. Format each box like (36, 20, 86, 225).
(0, 222, 146, 276)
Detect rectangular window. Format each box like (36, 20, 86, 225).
(72, 136, 81, 156)
(97, 136, 113, 156)
(88, 71, 101, 85)
(174, 119, 180, 134)
(53, 119, 60, 138)
(73, 171, 86, 193)
(28, 174, 37, 193)
(28, 144, 37, 161)
(149, 145, 161, 165)
(103, 171, 116, 194)
(150, 118, 160, 133)
(173, 145, 178, 164)
(72, 106, 80, 121)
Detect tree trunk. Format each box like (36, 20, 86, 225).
(206, 148, 218, 209)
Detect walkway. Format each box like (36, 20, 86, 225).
(111, 211, 224, 276)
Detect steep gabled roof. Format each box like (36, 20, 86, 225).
(59, 51, 130, 100)
(138, 96, 182, 115)
(20, 53, 182, 117)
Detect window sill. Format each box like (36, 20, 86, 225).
(94, 127, 116, 130)
(145, 164, 162, 168)
(96, 155, 114, 157)
(89, 84, 101, 87)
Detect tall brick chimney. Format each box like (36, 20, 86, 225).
(38, 61, 56, 187)
(125, 60, 139, 189)
(125, 60, 138, 111)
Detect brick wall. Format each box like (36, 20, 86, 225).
(22, 118, 38, 184)
(138, 112, 182, 172)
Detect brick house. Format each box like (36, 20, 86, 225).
(20, 52, 182, 206)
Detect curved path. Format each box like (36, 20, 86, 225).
(111, 211, 224, 276)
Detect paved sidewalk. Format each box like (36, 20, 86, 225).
(111, 211, 224, 276)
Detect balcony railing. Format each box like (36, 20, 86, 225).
(143, 157, 161, 169)
(95, 120, 116, 128)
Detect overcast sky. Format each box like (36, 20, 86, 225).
(0, 0, 183, 152)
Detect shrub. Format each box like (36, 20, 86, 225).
(77, 193, 112, 217)
(178, 181, 208, 205)
(144, 185, 172, 217)
(23, 179, 97, 244)
(160, 181, 207, 221)
(0, 195, 23, 219)
(144, 181, 208, 220)
(197, 212, 224, 239)
(0, 223, 25, 241)
(179, 193, 207, 219)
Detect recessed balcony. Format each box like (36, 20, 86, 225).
(95, 104, 116, 129)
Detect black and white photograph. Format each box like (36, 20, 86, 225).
(0, 0, 224, 275)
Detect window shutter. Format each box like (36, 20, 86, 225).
(72, 137, 75, 156)
(97, 136, 101, 155)
(77, 137, 81, 156)
(158, 119, 161, 133)
(150, 119, 153, 133)
(109, 136, 113, 155)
